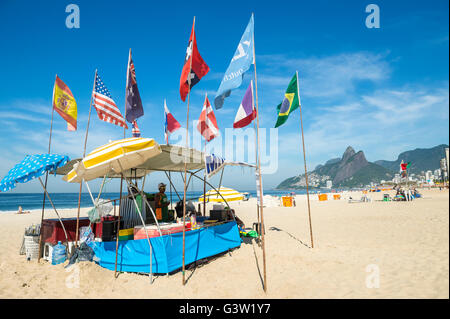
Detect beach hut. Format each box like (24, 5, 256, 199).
(198, 187, 244, 203)
(60, 137, 254, 282)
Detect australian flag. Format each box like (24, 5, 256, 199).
(125, 50, 144, 123)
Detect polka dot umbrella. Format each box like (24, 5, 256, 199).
(0, 154, 71, 250)
(0, 154, 70, 192)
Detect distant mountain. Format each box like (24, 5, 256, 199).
(374, 144, 448, 175)
(277, 146, 394, 189)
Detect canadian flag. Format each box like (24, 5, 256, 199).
(197, 94, 219, 142)
(164, 99, 181, 144)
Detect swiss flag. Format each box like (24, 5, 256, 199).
(179, 20, 209, 101)
(197, 94, 219, 142)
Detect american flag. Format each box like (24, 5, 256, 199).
(132, 120, 141, 137)
(93, 73, 128, 129)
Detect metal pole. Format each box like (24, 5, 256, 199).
(114, 175, 124, 278)
(252, 99, 260, 240)
(182, 16, 195, 286)
(296, 71, 314, 248)
(75, 69, 97, 248)
(203, 131, 207, 216)
(38, 177, 69, 246)
(164, 171, 182, 202)
(38, 85, 55, 262)
(252, 13, 268, 292)
(124, 177, 155, 283)
(169, 171, 173, 210)
(114, 49, 131, 278)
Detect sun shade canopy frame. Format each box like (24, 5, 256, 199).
(60, 142, 255, 182)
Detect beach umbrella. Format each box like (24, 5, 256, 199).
(198, 186, 244, 203)
(0, 154, 71, 248)
(0, 154, 69, 192)
(63, 137, 161, 183)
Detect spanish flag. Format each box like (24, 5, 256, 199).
(53, 75, 77, 131)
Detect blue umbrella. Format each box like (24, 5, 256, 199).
(1, 154, 71, 253)
(0, 154, 69, 192)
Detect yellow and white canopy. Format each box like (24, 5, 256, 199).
(64, 137, 161, 183)
(198, 187, 244, 203)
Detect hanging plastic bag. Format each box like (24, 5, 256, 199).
(79, 226, 94, 245)
(87, 207, 101, 223)
(95, 198, 113, 217)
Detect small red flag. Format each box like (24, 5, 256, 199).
(197, 94, 219, 142)
(179, 20, 209, 101)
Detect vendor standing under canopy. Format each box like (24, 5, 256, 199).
(154, 182, 170, 221)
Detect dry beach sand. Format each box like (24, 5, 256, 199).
(0, 189, 448, 299)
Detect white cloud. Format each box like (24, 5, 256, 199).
(257, 52, 390, 100)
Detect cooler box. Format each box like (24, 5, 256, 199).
(92, 215, 119, 240)
(333, 194, 341, 200)
(41, 217, 90, 245)
(210, 210, 227, 221)
(282, 196, 293, 207)
(318, 194, 328, 201)
(134, 222, 191, 240)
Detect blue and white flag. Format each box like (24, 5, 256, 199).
(205, 153, 255, 179)
(214, 15, 254, 109)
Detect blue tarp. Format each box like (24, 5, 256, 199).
(89, 221, 241, 274)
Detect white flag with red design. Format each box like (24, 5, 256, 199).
(197, 94, 219, 142)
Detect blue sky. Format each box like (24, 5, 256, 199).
(0, 0, 448, 193)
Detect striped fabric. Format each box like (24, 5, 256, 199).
(93, 73, 128, 129)
(119, 198, 146, 229)
(205, 153, 255, 179)
(64, 138, 161, 183)
(132, 120, 141, 137)
(198, 187, 244, 203)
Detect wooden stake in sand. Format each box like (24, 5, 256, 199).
(295, 71, 314, 248)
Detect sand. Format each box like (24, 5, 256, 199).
(0, 188, 448, 299)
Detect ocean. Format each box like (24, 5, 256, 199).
(0, 189, 321, 212)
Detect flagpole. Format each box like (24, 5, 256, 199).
(252, 13, 268, 292)
(165, 99, 174, 210)
(164, 99, 168, 144)
(125, 48, 131, 139)
(115, 48, 132, 278)
(182, 16, 195, 286)
(74, 69, 97, 248)
(203, 93, 207, 216)
(251, 80, 261, 241)
(38, 75, 56, 262)
(296, 70, 314, 248)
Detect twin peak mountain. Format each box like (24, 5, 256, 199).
(276, 146, 393, 189)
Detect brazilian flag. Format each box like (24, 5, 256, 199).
(275, 73, 300, 128)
